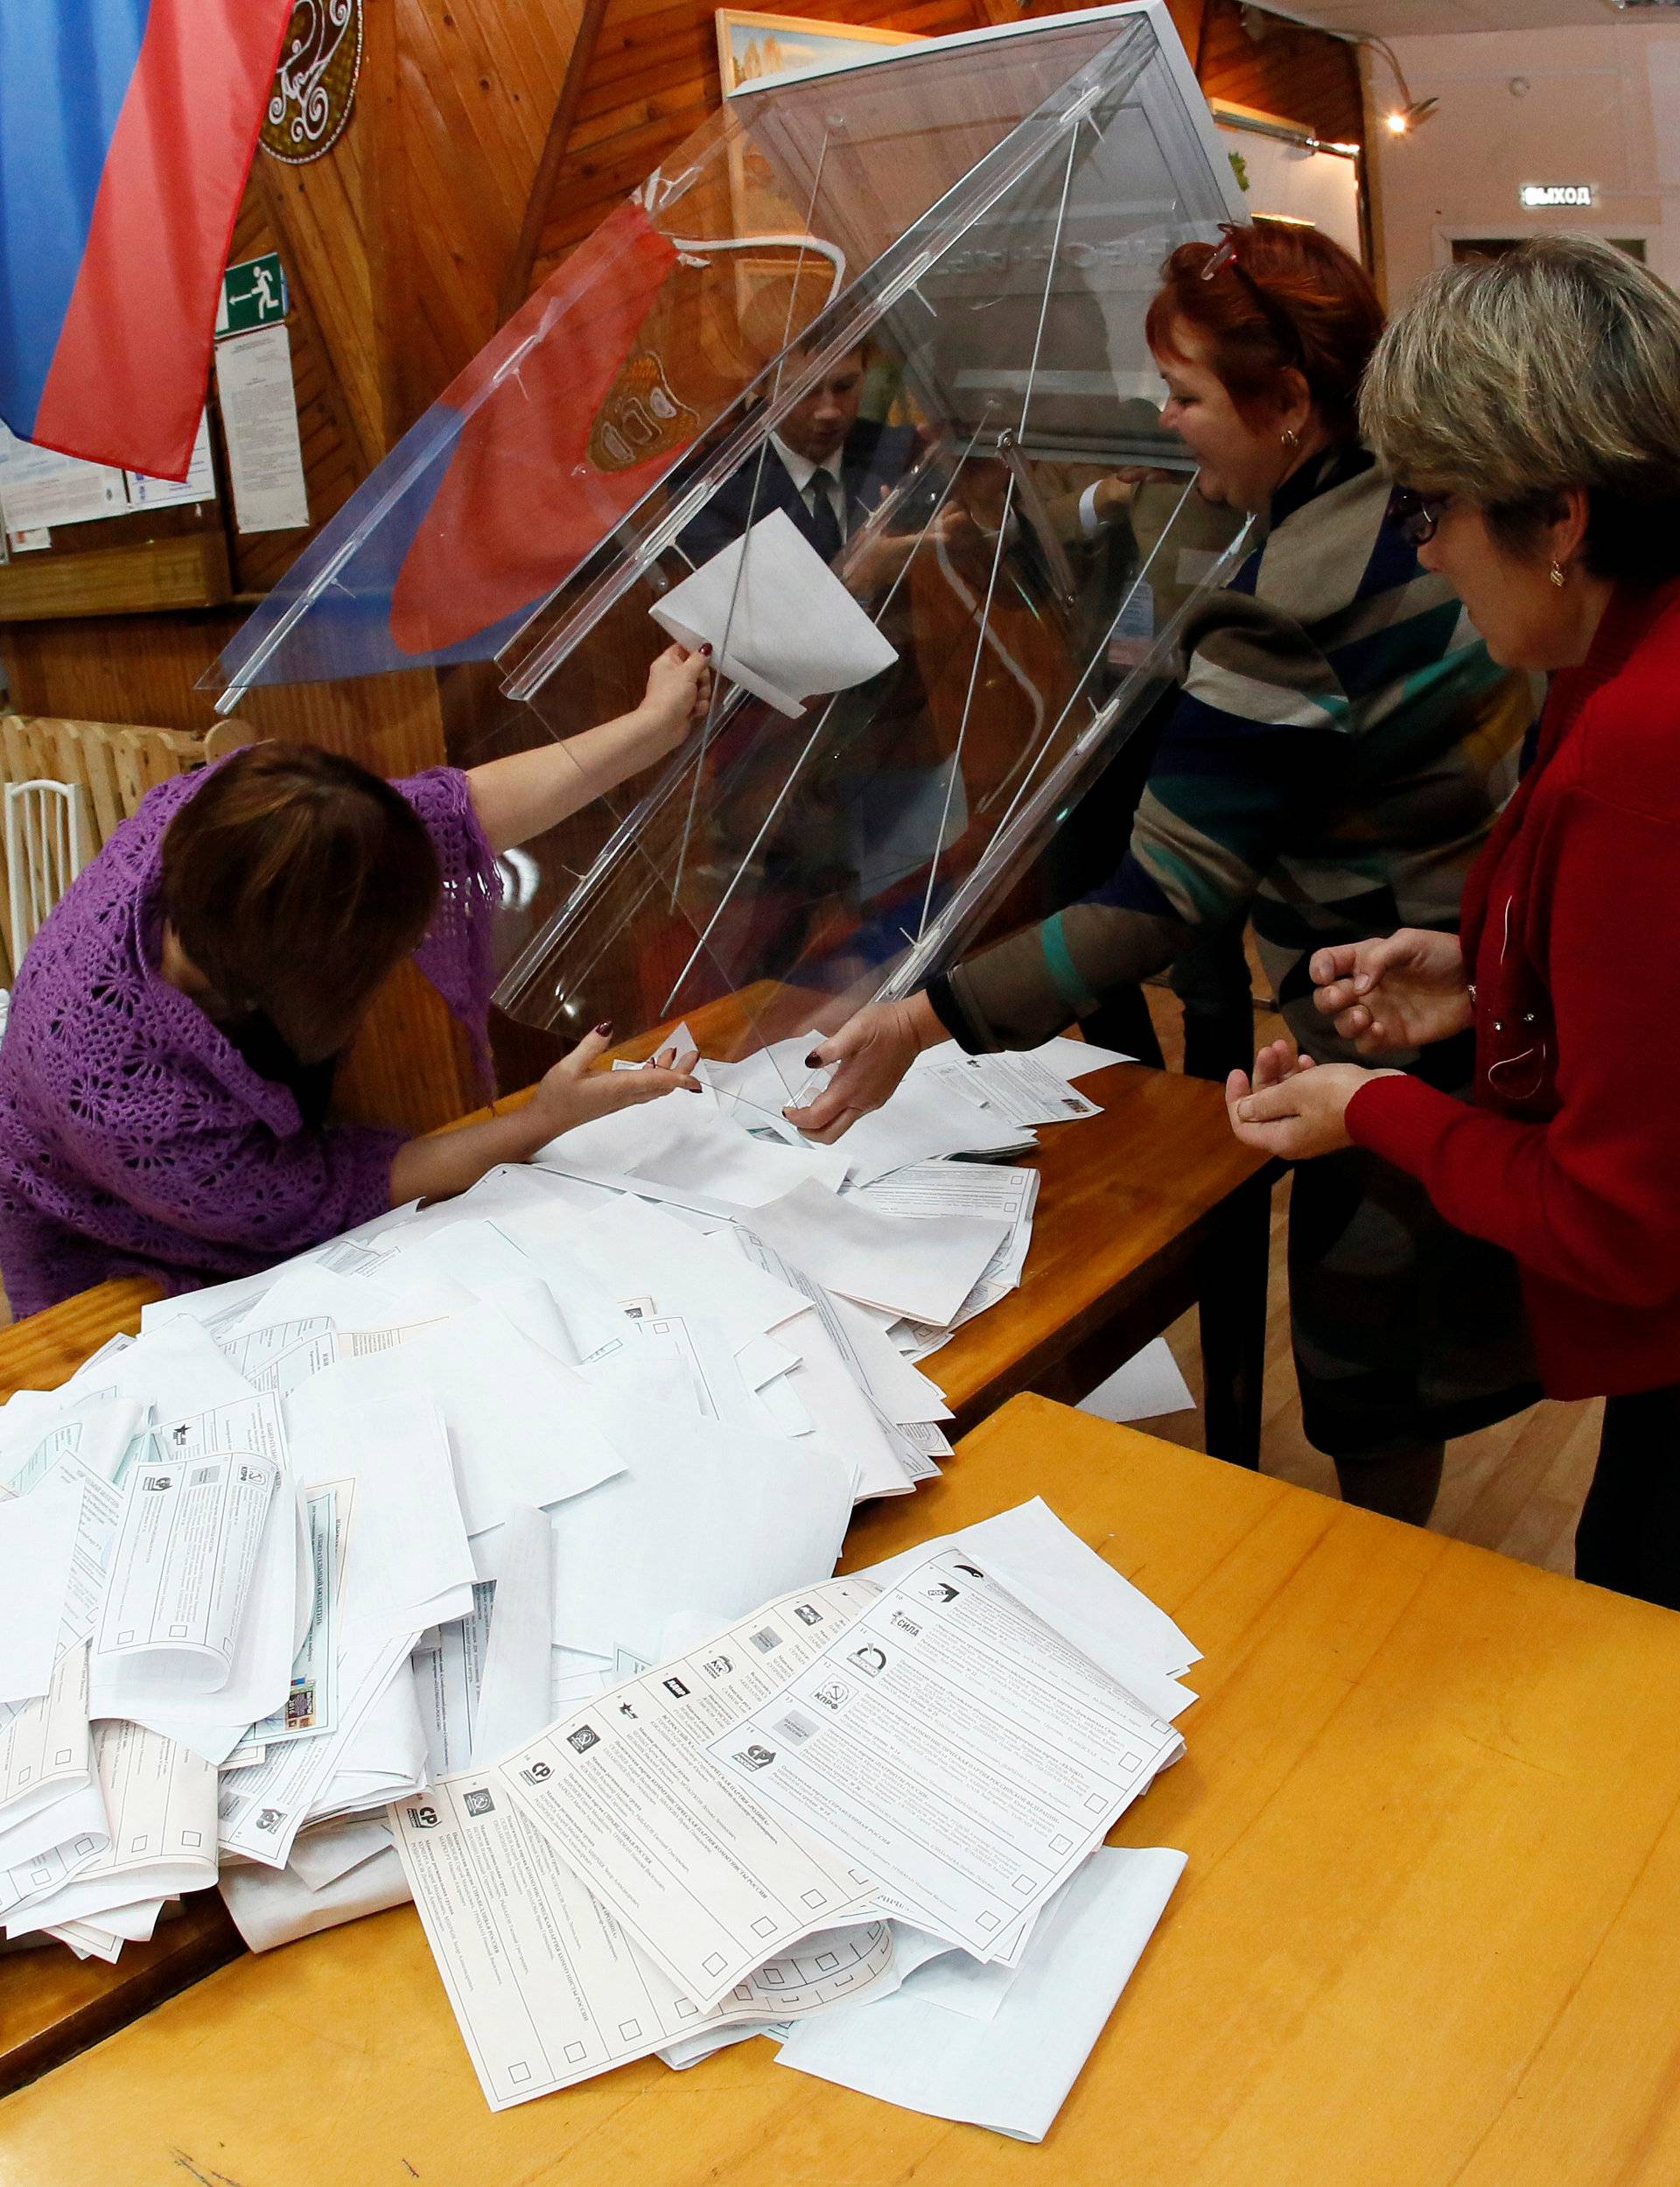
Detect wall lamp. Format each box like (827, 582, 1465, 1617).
(1353, 32, 1438, 137)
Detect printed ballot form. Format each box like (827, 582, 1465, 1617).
(5, 1719, 217, 1937)
(394, 1770, 894, 2109)
(487, 1553, 1180, 2008)
(495, 1581, 882, 2005)
(91, 1398, 283, 1693)
(707, 1549, 1181, 1959)
(0, 1644, 95, 1868)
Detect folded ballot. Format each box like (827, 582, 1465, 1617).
(650, 508, 898, 716)
(776, 1847, 1186, 2140)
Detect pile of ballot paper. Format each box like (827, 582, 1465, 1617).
(0, 1029, 1201, 2139)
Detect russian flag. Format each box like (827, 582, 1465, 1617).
(0, 0, 295, 481)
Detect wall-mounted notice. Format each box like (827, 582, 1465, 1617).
(125, 416, 216, 509)
(214, 326, 310, 535)
(0, 424, 127, 534)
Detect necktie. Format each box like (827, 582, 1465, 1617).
(805, 473, 844, 564)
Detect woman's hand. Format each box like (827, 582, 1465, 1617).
(636, 643, 713, 758)
(527, 1026, 700, 1142)
(782, 993, 944, 1141)
(1225, 1038, 1399, 1160)
(1310, 929, 1470, 1054)
(467, 645, 714, 854)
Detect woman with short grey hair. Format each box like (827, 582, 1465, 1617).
(1228, 235, 1680, 1607)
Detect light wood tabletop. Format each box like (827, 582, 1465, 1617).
(5, 1393, 1679, 2185)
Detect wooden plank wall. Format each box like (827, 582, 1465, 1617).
(1192, 0, 1363, 146)
(512, 0, 1357, 304)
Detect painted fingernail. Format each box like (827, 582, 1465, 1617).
(595, 1021, 612, 1036)
(700, 642, 714, 656)
(805, 1052, 822, 1069)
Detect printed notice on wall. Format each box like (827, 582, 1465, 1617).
(125, 415, 216, 511)
(214, 326, 310, 534)
(0, 424, 127, 533)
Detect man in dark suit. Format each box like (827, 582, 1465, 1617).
(676, 344, 920, 571)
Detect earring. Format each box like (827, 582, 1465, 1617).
(1280, 427, 1301, 453)
(1549, 560, 1567, 588)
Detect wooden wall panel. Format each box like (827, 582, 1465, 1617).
(391, 0, 588, 432)
(0, 614, 445, 785)
(523, 0, 980, 294)
(223, 171, 372, 599)
(519, 0, 1359, 298)
(1194, 0, 1362, 147)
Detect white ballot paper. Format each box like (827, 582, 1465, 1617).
(776, 1847, 1186, 2141)
(236, 1480, 347, 1755)
(414, 1583, 494, 1777)
(494, 1579, 882, 2005)
(940, 1048, 1103, 1129)
(472, 1505, 556, 1768)
(705, 1547, 1183, 1959)
(6, 1721, 218, 1938)
(220, 1840, 410, 1953)
(89, 1395, 289, 1715)
(858, 1497, 1200, 1717)
(285, 1306, 622, 1537)
(540, 1100, 849, 1208)
(393, 1764, 894, 2111)
(546, 1392, 855, 1664)
(651, 508, 897, 716)
(0, 1479, 83, 1706)
(746, 1180, 1011, 1328)
(0, 1644, 95, 1861)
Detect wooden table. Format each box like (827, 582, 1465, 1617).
(0, 1059, 1270, 2099)
(925, 1061, 1271, 1451)
(7, 1393, 1680, 2184)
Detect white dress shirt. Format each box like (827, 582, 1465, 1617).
(769, 432, 849, 543)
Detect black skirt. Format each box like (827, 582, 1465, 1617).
(1287, 1139, 1542, 1464)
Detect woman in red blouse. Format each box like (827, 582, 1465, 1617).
(1227, 235, 1680, 1606)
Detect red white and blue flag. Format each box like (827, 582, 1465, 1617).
(0, 0, 294, 481)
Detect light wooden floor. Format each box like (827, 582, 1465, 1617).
(1134, 980, 1601, 1580)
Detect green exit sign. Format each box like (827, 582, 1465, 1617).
(216, 254, 289, 338)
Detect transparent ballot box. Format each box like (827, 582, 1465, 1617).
(207, 1, 1252, 1102)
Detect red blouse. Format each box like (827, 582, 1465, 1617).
(1347, 578, 1680, 1401)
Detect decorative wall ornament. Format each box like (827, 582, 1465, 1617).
(261, 0, 363, 165)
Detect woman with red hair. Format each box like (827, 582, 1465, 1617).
(788, 219, 1539, 1521)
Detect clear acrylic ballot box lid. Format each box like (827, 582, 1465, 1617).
(206, 1, 1251, 1091)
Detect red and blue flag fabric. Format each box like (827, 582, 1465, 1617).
(0, 0, 294, 481)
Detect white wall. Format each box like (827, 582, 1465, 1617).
(1367, 20, 1680, 304)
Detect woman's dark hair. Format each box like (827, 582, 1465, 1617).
(1146, 219, 1386, 435)
(161, 742, 441, 1063)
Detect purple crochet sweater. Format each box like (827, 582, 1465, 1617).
(0, 764, 502, 1320)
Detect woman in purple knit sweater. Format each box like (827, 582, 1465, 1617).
(0, 645, 711, 1319)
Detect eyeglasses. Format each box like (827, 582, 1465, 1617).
(1198, 223, 1305, 368)
(1391, 487, 1453, 545)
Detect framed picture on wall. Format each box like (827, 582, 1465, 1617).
(715, 11, 923, 98)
